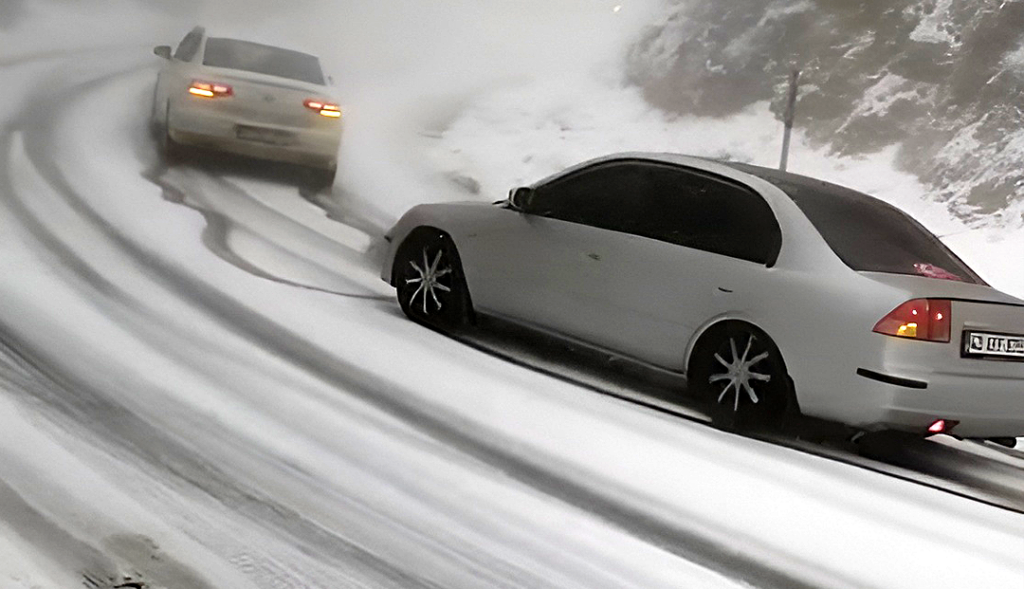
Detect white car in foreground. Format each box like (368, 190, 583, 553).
(151, 27, 343, 184)
(382, 153, 1024, 439)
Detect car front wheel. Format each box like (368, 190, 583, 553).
(394, 229, 472, 330)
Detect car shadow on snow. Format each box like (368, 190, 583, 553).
(160, 145, 332, 197)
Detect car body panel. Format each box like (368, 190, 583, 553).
(457, 210, 733, 368)
(382, 154, 1024, 436)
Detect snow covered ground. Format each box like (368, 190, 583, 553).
(1, 2, 1022, 588)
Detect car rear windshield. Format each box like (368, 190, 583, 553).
(203, 38, 325, 85)
(729, 164, 983, 284)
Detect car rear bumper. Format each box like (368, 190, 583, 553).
(168, 105, 341, 169)
(856, 365, 1024, 437)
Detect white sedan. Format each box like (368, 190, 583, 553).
(151, 27, 343, 184)
(381, 153, 1024, 439)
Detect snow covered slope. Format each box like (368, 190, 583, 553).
(626, 0, 1024, 222)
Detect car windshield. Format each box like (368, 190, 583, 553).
(729, 164, 983, 284)
(202, 38, 325, 85)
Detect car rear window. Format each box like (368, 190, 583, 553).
(203, 38, 325, 85)
(728, 164, 983, 284)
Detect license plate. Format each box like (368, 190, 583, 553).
(963, 331, 1024, 360)
(236, 125, 295, 145)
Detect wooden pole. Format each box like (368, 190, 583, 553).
(779, 68, 800, 172)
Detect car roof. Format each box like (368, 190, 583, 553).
(204, 36, 322, 61)
(716, 160, 894, 209)
(532, 152, 879, 205)
(187, 26, 320, 60)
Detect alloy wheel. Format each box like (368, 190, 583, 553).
(709, 334, 772, 412)
(692, 324, 793, 431)
(395, 231, 471, 329)
(405, 247, 453, 315)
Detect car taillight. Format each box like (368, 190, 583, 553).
(928, 419, 959, 434)
(304, 99, 342, 118)
(188, 81, 233, 98)
(873, 299, 951, 343)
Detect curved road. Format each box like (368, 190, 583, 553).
(0, 46, 1022, 589)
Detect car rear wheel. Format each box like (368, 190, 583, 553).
(158, 104, 182, 163)
(161, 130, 182, 163)
(395, 229, 472, 330)
(689, 323, 795, 431)
(305, 165, 336, 192)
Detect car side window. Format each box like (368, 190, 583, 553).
(634, 164, 781, 265)
(527, 162, 644, 233)
(174, 28, 203, 61)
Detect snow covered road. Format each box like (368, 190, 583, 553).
(1, 22, 1023, 589)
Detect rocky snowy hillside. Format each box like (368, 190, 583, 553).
(627, 0, 1024, 222)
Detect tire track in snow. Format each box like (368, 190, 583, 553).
(143, 162, 390, 301)
(0, 66, 447, 589)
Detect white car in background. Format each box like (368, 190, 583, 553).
(151, 27, 343, 185)
(381, 153, 1024, 440)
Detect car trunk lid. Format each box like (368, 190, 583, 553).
(194, 66, 334, 129)
(863, 272, 1024, 362)
(860, 271, 1024, 307)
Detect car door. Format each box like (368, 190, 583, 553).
(570, 163, 783, 369)
(463, 160, 781, 372)
(460, 161, 646, 338)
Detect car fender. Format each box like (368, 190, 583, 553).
(683, 269, 914, 423)
(381, 204, 466, 284)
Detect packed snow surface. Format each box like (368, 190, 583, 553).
(1, 1, 1022, 588)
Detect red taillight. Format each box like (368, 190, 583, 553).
(189, 81, 233, 98)
(304, 99, 342, 118)
(927, 419, 959, 434)
(873, 299, 951, 343)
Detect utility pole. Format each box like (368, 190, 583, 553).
(779, 68, 800, 172)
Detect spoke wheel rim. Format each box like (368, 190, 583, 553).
(403, 244, 453, 317)
(708, 334, 773, 413)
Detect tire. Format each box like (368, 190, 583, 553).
(394, 229, 472, 330)
(158, 104, 182, 164)
(306, 165, 336, 192)
(149, 89, 164, 139)
(984, 437, 1017, 449)
(689, 323, 795, 432)
(161, 129, 182, 163)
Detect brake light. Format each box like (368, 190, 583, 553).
(189, 81, 233, 98)
(873, 299, 951, 343)
(304, 99, 342, 118)
(927, 419, 958, 434)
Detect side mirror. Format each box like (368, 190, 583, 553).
(153, 45, 172, 60)
(508, 186, 533, 211)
